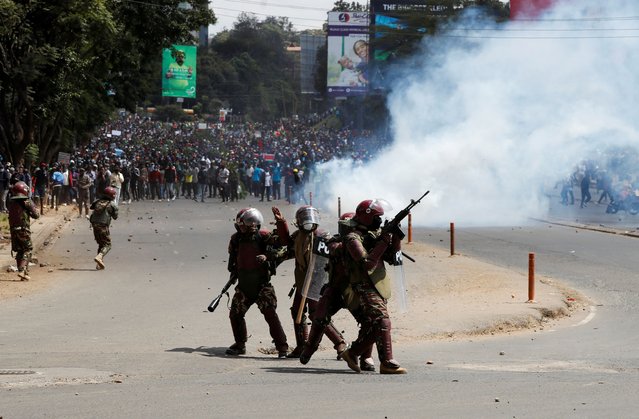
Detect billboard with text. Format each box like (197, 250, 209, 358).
(326, 11, 370, 97)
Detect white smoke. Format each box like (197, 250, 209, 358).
(319, 0, 639, 226)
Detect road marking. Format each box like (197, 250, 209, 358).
(574, 305, 597, 327)
(448, 360, 618, 373)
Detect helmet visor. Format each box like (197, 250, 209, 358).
(368, 199, 393, 215)
(296, 207, 320, 229)
(240, 208, 264, 228)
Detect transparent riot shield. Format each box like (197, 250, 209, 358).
(392, 250, 408, 313)
(305, 255, 329, 302)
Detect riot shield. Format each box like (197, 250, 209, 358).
(305, 255, 329, 302)
(392, 250, 408, 313)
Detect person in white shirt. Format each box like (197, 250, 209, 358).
(262, 169, 273, 202)
(109, 166, 124, 205)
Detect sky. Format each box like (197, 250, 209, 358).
(317, 0, 639, 227)
(209, 0, 338, 34)
(208, 0, 511, 34)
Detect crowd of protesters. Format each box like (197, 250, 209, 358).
(5, 111, 639, 217)
(0, 110, 392, 214)
(556, 155, 639, 211)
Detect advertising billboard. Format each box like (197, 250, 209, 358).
(162, 45, 197, 98)
(326, 11, 370, 97)
(371, 1, 457, 62)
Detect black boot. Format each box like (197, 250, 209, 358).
(226, 315, 247, 355)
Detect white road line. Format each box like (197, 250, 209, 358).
(574, 305, 597, 327)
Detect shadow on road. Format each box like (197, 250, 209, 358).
(56, 267, 101, 272)
(261, 366, 353, 375)
(167, 346, 301, 362)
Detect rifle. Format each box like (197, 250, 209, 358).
(382, 191, 430, 239)
(207, 273, 238, 313)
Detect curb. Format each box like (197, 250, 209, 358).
(1, 205, 75, 271)
(531, 217, 639, 238)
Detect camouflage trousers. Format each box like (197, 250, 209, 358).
(92, 224, 112, 256)
(229, 283, 288, 352)
(77, 189, 90, 214)
(347, 281, 393, 361)
(230, 283, 278, 317)
(312, 284, 367, 328)
(354, 281, 389, 327)
(11, 229, 33, 266)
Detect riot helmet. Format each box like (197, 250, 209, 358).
(295, 206, 320, 231)
(235, 208, 264, 233)
(338, 212, 355, 236)
(354, 199, 392, 230)
(10, 181, 29, 200)
(103, 186, 117, 200)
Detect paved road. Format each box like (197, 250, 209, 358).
(1, 198, 638, 418)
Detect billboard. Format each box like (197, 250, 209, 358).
(162, 45, 197, 98)
(510, 0, 556, 19)
(326, 11, 370, 97)
(371, 1, 457, 61)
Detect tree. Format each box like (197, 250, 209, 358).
(206, 13, 298, 121)
(0, 0, 215, 164)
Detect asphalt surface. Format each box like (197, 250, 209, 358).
(0, 192, 637, 418)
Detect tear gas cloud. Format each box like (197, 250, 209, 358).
(318, 0, 639, 226)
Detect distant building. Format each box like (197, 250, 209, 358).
(300, 34, 324, 95)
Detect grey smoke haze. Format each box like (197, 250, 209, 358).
(319, 0, 639, 226)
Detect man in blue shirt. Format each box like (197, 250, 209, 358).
(272, 163, 282, 200)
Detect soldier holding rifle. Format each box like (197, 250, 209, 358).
(340, 195, 427, 375)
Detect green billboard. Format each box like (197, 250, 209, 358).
(162, 45, 197, 98)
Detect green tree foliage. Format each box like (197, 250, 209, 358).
(0, 0, 511, 163)
(0, 0, 215, 164)
(199, 13, 299, 121)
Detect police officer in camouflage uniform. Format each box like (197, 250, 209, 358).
(8, 181, 40, 281)
(299, 212, 375, 371)
(226, 208, 289, 358)
(89, 186, 118, 270)
(273, 206, 346, 359)
(340, 199, 407, 374)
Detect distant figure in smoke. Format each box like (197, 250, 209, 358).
(559, 176, 574, 206)
(580, 170, 592, 208)
(597, 170, 613, 204)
